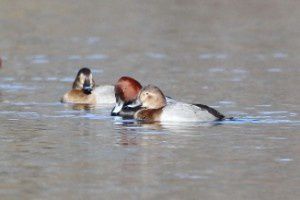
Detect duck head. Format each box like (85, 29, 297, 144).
(129, 85, 167, 110)
(111, 76, 142, 116)
(72, 68, 95, 94)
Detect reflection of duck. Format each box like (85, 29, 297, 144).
(71, 103, 95, 111)
(128, 85, 225, 122)
(61, 68, 115, 104)
(114, 121, 166, 146)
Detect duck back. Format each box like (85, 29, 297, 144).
(160, 102, 221, 122)
(93, 85, 115, 104)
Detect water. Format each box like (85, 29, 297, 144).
(0, 0, 300, 199)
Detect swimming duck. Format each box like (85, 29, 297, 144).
(61, 68, 115, 104)
(127, 85, 225, 122)
(111, 76, 175, 116)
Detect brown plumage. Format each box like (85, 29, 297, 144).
(61, 90, 96, 104)
(134, 108, 163, 122)
(114, 76, 142, 103)
(61, 68, 96, 104)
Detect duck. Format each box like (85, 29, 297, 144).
(111, 76, 175, 116)
(61, 68, 115, 104)
(127, 85, 225, 122)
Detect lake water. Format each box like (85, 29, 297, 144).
(0, 0, 299, 199)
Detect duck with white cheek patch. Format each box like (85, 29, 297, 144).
(127, 85, 226, 122)
(61, 68, 115, 104)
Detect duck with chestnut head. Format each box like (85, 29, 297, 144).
(111, 76, 175, 117)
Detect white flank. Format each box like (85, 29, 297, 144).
(93, 85, 116, 104)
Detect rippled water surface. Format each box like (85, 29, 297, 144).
(0, 0, 300, 199)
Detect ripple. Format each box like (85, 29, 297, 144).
(85, 54, 108, 60)
(29, 55, 49, 64)
(215, 54, 228, 59)
(145, 52, 167, 59)
(0, 111, 40, 119)
(273, 53, 288, 59)
(31, 77, 43, 81)
(59, 77, 74, 82)
(230, 77, 242, 82)
(259, 111, 288, 115)
(3, 102, 62, 106)
(209, 67, 225, 73)
(199, 53, 228, 60)
(92, 69, 104, 74)
(31, 77, 73, 82)
(226, 111, 248, 115)
(17, 112, 40, 119)
(46, 77, 58, 81)
(68, 55, 82, 60)
(2, 77, 15, 81)
(199, 53, 213, 59)
(267, 68, 282, 73)
(255, 104, 272, 107)
(87, 37, 100, 44)
(175, 173, 209, 180)
(275, 158, 293, 163)
(268, 137, 287, 140)
(219, 101, 235, 105)
(0, 83, 35, 91)
(232, 69, 248, 74)
(43, 114, 76, 118)
(0, 111, 15, 114)
(255, 54, 265, 60)
(222, 117, 300, 125)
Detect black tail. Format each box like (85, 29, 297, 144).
(193, 104, 225, 120)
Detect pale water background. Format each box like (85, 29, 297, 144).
(0, 0, 300, 199)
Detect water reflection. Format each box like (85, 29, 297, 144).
(70, 104, 96, 111)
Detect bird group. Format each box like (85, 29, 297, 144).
(61, 68, 226, 122)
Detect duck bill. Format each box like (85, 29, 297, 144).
(83, 80, 93, 94)
(111, 101, 124, 116)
